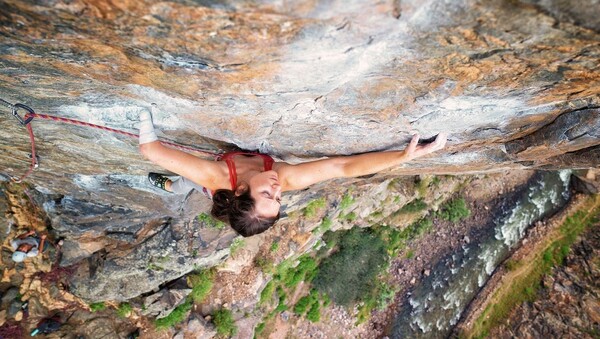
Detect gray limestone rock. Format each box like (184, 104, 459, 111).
(7, 300, 22, 318)
(0, 288, 19, 312)
(174, 315, 217, 339)
(144, 287, 192, 319)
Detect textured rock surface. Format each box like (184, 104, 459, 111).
(0, 0, 599, 302)
(173, 315, 217, 339)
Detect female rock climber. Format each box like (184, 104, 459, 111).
(138, 110, 447, 237)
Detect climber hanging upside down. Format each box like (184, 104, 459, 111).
(138, 109, 447, 237)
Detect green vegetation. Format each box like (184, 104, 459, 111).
(356, 300, 376, 324)
(416, 178, 429, 197)
(387, 178, 402, 189)
(303, 197, 327, 218)
(117, 303, 133, 318)
(258, 254, 323, 329)
(542, 249, 553, 265)
(396, 198, 428, 214)
(313, 216, 333, 234)
(405, 249, 415, 259)
(147, 256, 171, 271)
(259, 191, 457, 329)
(197, 212, 227, 229)
(230, 238, 245, 257)
(468, 197, 600, 338)
(259, 219, 421, 328)
(354, 280, 399, 324)
(273, 286, 288, 313)
(376, 282, 397, 311)
(313, 227, 386, 306)
(415, 175, 441, 197)
(255, 256, 275, 275)
(155, 300, 193, 330)
(260, 281, 276, 305)
(377, 218, 433, 256)
(306, 299, 321, 322)
(155, 268, 215, 329)
(293, 289, 322, 322)
(255, 322, 265, 336)
(321, 294, 331, 307)
(282, 255, 318, 288)
(504, 259, 521, 271)
(147, 263, 164, 271)
(89, 302, 106, 312)
(273, 259, 293, 282)
(410, 218, 434, 237)
(504, 259, 522, 271)
(270, 241, 279, 253)
(213, 308, 238, 337)
(341, 211, 357, 222)
(437, 197, 470, 223)
(187, 269, 215, 303)
(156, 255, 171, 263)
(293, 295, 311, 315)
(369, 210, 384, 220)
(339, 193, 355, 210)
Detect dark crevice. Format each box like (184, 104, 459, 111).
(505, 102, 600, 144)
(469, 48, 511, 60)
(505, 105, 600, 155)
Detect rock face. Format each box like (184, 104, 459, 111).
(0, 0, 599, 302)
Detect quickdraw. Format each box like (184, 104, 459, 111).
(0, 98, 222, 183)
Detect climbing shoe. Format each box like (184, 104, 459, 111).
(148, 172, 171, 192)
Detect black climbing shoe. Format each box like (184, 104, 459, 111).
(148, 172, 171, 192)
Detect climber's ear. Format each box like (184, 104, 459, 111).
(234, 182, 249, 196)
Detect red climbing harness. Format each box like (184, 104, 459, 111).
(218, 152, 275, 190)
(1, 98, 222, 183)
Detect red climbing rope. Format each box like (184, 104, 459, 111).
(1, 99, 222, 183)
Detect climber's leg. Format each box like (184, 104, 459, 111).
(170, 176, 210, 196)
(148, 173, 212, 198)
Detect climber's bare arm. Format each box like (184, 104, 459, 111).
(278, 133, 447, 191)
(139, 141, 223, 190)
(18, 230, 36, 239)
(38, 235, 46, 256)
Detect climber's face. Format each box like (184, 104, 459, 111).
(248, 170, 282, 218)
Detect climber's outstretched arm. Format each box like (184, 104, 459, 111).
(139, 141, 223, 190)
(138, 109, 223, 190)
(278, 133, 447, 192)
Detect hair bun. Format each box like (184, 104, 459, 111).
(210, 189, 236, 221)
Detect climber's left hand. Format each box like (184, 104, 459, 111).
(403, 133, 447, 161)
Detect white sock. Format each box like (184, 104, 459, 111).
(139, 107, 158, 144)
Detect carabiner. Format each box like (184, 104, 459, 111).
(12, 103, 35, 125)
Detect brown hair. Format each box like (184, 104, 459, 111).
(211, 187, 279, 237)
